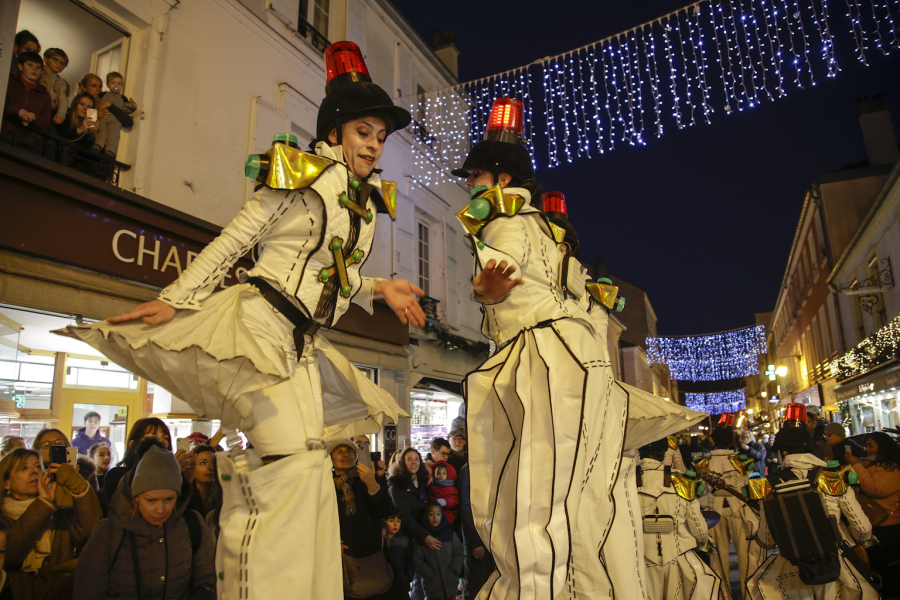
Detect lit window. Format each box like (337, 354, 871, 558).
(418, 221, 430, 297)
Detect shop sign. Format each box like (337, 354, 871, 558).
(382, 425, 397, 463)
(834, 367, 900, 402)
(12, 393, 25, 408)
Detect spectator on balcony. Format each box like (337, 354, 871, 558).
(57, 92, 97, 149)
(10, 31, 40, 78)
(92, 71, 135, 157)
(75, 73, 133, 141)
(2, 52, 52, 153)
(39, 48, 70, 126)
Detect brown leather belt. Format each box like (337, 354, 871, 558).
(247, 276, 320, 355)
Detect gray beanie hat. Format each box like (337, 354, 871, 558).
(132, 445, 182, 497)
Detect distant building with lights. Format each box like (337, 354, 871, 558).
(765, 97, 899, 432)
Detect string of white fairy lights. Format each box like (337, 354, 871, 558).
(646, 324, 767, 382)
(409, 0, 899, 186)
(685, 389, 748, 413)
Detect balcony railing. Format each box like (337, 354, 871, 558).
(420, 296, 441, 322)
(1, 125, 129, 186)
(297, 15, 330, 52)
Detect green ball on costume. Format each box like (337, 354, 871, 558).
(477, 241, 485, 250)
(340, 193, 350, 206)
(350, 179, 361, 190)
(827, 460, 840, 469)
(597, 277, 613, 285)
(331, 239, 342, 251)
(697, 484, 706, 496)
(319, 269, 330, 282)
(685, 469, 696, 477)
(365, 211, 373, 223)
(468, 197, 491, 220)
(273, 132, 298, 146)
(353, 250, 363, 261)
(245, 154, 264, 179)
(848, 471, 858, 484)
(342, 285, 352, 296)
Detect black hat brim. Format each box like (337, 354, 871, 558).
(452, 139, 534, 181)
(317, 82, 412, 141)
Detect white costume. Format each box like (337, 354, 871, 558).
(698, 449, 764, 600)
(461, 186, 704, 600)
(746, 453, 877, 600)
(57, 142, 405, 600)
(638, 459, 721, 600)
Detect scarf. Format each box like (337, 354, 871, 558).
(19, 75, 37, 90)
(333, 469, 359, 516)
(2, 497, 54, 572)
(419, 513, 454, 543)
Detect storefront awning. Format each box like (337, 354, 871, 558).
(833, 361, 900, 402)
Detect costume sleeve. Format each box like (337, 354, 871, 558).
(837, 485, 873, 543)
(158, 187, 293, 309)
(71, 520, 114, 600)
(351, 277, 386, 315)
(852, 463, 900, 499)
(412, 542, 434, 579)
(457, 467, 482, 550)
(475, 216, 528, 278)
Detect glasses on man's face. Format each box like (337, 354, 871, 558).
(437, 449, 450, 457)
(38, 440, 67, 448)
(49, 57, 68, 66)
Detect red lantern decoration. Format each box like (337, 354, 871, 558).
(485, 98, 524, 143)
(717, 413, 735, 427)
(324, 41, 371, 91)
(542, 191, 568, 216)
(784, 403, 808, 424)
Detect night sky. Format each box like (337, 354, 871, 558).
(391, 0, 900, 336)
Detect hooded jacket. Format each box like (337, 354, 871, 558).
(73, 469, 216, 600)
(426, 460, 459, 523)
(411, 513, 464, 598)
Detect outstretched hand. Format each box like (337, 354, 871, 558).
(473, 259, 522, 303)
(375, 280, 426, 327)
(107, 300, 177, 325)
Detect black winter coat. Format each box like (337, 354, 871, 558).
(742, 441, 767, 475)
(334, 471, 393, 558)
(73, 472, 216, 600)
(387, 473, 430, 544)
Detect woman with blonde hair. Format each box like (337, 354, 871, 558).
(0, 447, 101, 599)
(0, 436, 25, 458)
(30, 428, 71, 469)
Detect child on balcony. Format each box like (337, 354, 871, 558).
(40, 48, 71, 126)
(92, 71, 135, 157)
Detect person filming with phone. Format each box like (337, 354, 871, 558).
(0, 447, 102, 599)
(329, 440, 400, 599)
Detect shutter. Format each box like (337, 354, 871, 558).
(253, 99, 291, 154)
(394, 193, 416, 283)
(267, 0, 298, 29)
(446, 224, 459, 328)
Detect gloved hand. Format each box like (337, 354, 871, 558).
(55, 463, 89, 496)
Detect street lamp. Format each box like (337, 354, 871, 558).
(775, 365, 788, 377)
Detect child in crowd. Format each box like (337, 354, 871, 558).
(40, 48, 70, 125)
(11, 30, 40, 78)
(413, 502, 464, 600)
(426, 460, 459, 524)
(2, 52, 52, 151)
(93, 71, 135, 156)
(384, 512, 414, 598)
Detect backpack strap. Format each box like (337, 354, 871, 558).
(107, 525, 126, 577)
(128, 531, 144, 600)
(184, 509, 203, 555)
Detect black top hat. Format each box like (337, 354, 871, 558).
(452, 98, 534, 182)
(316, 42, 411, 143)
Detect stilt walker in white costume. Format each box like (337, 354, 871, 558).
(637, 438, 721, 600)
(56, 42, 419, 600)
(454, 105, 705, 598)
(695, 424, 765, 600)
(745, 405, 878, 600)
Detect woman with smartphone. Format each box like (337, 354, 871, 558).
(0, 447, 102, 600)
(56, 91, 97, 151)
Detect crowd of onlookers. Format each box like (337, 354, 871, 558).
(3, 29, 136, 175)
(0, 401, 896, 599)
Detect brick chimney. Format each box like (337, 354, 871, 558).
(430, 30, 459, 79)
(857, 93, 900, 166)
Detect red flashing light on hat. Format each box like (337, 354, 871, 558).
(542, 191, 568, 218)
(783, 403, 808, 426)
(485, 98, 524, 144)
(324, 41, 371, 93)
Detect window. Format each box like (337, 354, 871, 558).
(299, 0, 330, 47)
(418, 221, 431, 297)
(64, 356, 138, 391)
(0, 354, 55, 410)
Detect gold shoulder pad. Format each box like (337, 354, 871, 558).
(671, 472, 700, 501)
(817, 466, 852, 497)
(693, 457, 710, 474)
(456, 185, 527, 237)
(379, 180, 397, 220)
(548, 222, 567, 246)
(668, 436, 679, 450)
(747, 478, 772, 500)
(261, 144, 333, 190)
(728, 455, 754, 476)
(586, 282, 620, 311)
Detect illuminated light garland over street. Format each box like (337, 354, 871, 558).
(646, 324, 767, 382)
(408, 0, 899, 185)
(685, 389, 747, 413)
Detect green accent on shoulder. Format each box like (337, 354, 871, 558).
(827, 460, 840, 468)
(477, 240, 485, 250)
(597, 277, 613, 285)
(469, 184, 489, 199)
(848, 470, 858, 484)
(685, 469, 696, 477)
(273, 132, 298, 146)
(468, 197, 492, 220)
(697, 483, 706, 496)
(245, 154, 264, 180)
(739, 454, 748, 460)
(221, 474, 231, 482)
